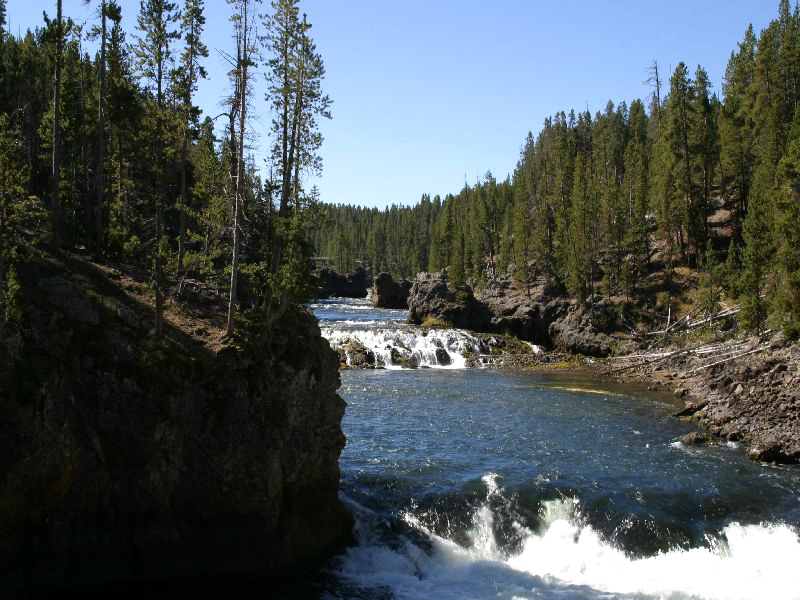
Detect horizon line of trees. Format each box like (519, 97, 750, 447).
(313, 1, 800, 338)
(0, 0, 331, 339)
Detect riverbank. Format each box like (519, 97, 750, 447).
(600, 334, 800, 464)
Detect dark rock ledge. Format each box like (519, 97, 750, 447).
(0, 252, 353, 598)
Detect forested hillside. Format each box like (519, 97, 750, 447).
(0, 0, 328, 339)
(312, 0, 800, 338)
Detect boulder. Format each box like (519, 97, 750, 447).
(370, 272, 411, 309)
(434, 347, 451, 366)
(117, 306, 141, 330)
(746, 439, 795, 464)
(679, 431, 715, 445)
(344, 339, 376, 368)
(389, 346, 418, 369)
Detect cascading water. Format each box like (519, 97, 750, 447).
(322, 326, 491, 369)
(311, 295, 499, 369)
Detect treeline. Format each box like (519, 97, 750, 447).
(0, 0, 329, 338)
(313, 1, 800, 337)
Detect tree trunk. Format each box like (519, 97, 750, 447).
(52, 0, 63, 250)
(96, 0, 106, 258)
(177, 17, 196, 276)
(226, 1, 249, 338)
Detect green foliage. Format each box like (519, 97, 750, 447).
(698, 245, 722, 318)
(739, 164, 773, 333)
(774, 106, 800, 336)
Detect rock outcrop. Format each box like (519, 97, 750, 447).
(316, 266, 372, 299)
(407, 271, 492, 330)
(370, 272, 411, 309)
(407, 271, 633, 357)
(476, 276, 568, 346)
(0, 254, 352, 597)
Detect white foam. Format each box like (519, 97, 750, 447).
(332, 477, 800, 600)
(524, 341, 543, 354)
(322, 327, 490, 369)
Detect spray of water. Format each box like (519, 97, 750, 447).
(331, 474, 800, 600)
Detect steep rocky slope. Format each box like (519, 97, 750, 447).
(0, 249, 352, 597)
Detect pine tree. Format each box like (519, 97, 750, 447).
(690, 66, 717, 250)
(263, 0, 331, 324)
(719, 25, 756, 232)
(739, 164, 772, 333)
(450, 228, 466, 290)
(176, 0, 208, 275)
(775, 106, 800, 337)
(51, 0, 65, 249)
(133, 0, 180, 337)
(0, 115, 34, 322)
(622, 99, 650, 298)
(224, 0, 258, 338)
(666, 62, 695, 262)
(698, 244, 721, 318)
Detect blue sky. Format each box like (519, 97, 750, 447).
(5, 1, 780, 208)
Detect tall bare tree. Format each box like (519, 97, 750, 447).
(224, 0, 259, 338)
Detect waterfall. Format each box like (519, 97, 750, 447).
(322, 326, 492, 369)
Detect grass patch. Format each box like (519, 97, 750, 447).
(421, 316, 451, 328)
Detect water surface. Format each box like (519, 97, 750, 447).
(312, 298, 800, 600)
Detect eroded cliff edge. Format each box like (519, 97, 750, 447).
(0, 250, 352, 596)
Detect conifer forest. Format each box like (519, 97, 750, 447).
(0, 0, 328, 338)
(313, 1, 800, 338)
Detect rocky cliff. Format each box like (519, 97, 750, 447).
(370, 272, 411, 309)
(0, 251, 352, 597)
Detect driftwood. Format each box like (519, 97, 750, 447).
(687, 345, 770, 374)
(609, 341, 717, 373)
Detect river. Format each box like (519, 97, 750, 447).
(309, 297, 800, 600)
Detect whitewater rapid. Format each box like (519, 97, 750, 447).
(332, 474, 800, 600)
(321, 326, 492, 369)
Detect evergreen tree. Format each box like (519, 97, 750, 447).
(133, 0, 180, 337)
(176, 0, 208, 275)
(775, 107, 800, 337)
(739, 164, 772, 333)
